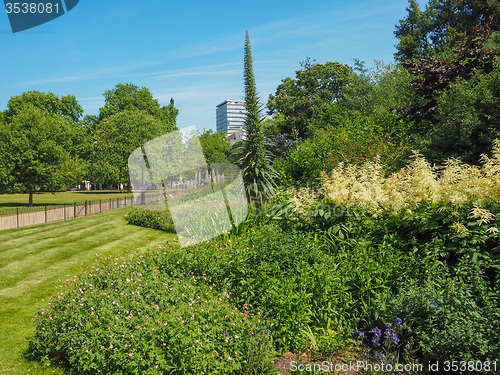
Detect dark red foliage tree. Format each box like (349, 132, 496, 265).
(401, 18, 500, 123)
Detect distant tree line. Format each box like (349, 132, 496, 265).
(0, 84, 178, 206)
(260, 0, 500, 187)
(2, 0, 500, 205)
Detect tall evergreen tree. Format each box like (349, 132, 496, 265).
(240, 31, 276, 207)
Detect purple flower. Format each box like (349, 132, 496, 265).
(371, 327, 382, 347)
(394, 317, 403, 326)
(391, 334, 400, 345)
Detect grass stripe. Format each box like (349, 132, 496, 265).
(0, 207, 176, 375)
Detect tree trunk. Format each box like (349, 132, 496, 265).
(29, 189, 33, 207)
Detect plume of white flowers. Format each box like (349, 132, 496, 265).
(288, 140, 500, 217)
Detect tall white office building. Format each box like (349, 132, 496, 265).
(216, 99, 246, 134)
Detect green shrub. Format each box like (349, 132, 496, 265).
(27, 250, 276, 374)
(150, 225, 336, 351)
(385, 261, 500, 364)
(376, 202, 500, 289)
(158, 223, 415, 353)
(274, 111, 412, 187)
(125, 207, 176, 233)
(354, 317, 417, 374)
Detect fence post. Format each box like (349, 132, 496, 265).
(100, 199, 102, 213)
(85, 201, 87, 216)
(45, 205, 47, 223)
(17, 207, 19, 228)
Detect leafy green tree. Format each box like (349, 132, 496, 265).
(99, 83, 178, 131)
(239, 31, 277, 206)
(198, 129, 231, 164)
(0, 114, 9, 191)
(91, 110, 168, 191)
(395, 0, 500, 61)
(4, 90, 91, 168)
(344, 61, 416, 118)
(6, 90, 83, 122)
(159, 103, 178, 132)
(267, 59, 353, 139)
(394, 0, 434, 61)
(422, 62, 500, 164)
(401, 20, 500, 124)
(0, 105, 85, 206)
(275, 112, 412, 186)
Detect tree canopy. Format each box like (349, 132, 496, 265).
(99, 83, 178, 131)
(400, 20, 500, 124)
(0, 104, 85, 205)
(395, 0, 500, 61)
(5, 90, 83, 123)
(267, 59, 353, 138)
(91, 110, 169, 190)
(198, 129, 231, 164)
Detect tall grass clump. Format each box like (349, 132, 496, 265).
(151, 224, 416, 353)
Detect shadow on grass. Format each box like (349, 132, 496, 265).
(74, 190, 131, 195)
(0, 202, 65, 208)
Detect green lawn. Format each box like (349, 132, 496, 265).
(0, 190, 136, 206)
(0, 190, 165, 217)
(0, 191, 135, 217)
(0, 207, 176, 374)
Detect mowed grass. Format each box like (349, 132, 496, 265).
(0, 190, 135, 207)
(0, 190, 164, 217)
(0, 207, 176, 374)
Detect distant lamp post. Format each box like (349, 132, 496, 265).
(141, 151, 146, 206)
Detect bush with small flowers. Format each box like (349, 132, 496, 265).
(355, 318, 417, 374)
(125, 207, 176, 233)
(27, 247, 275, 374)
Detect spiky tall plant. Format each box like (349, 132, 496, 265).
(240, 31, 277, 208)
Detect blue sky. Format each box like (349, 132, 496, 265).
(0, 0, 410, 131)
